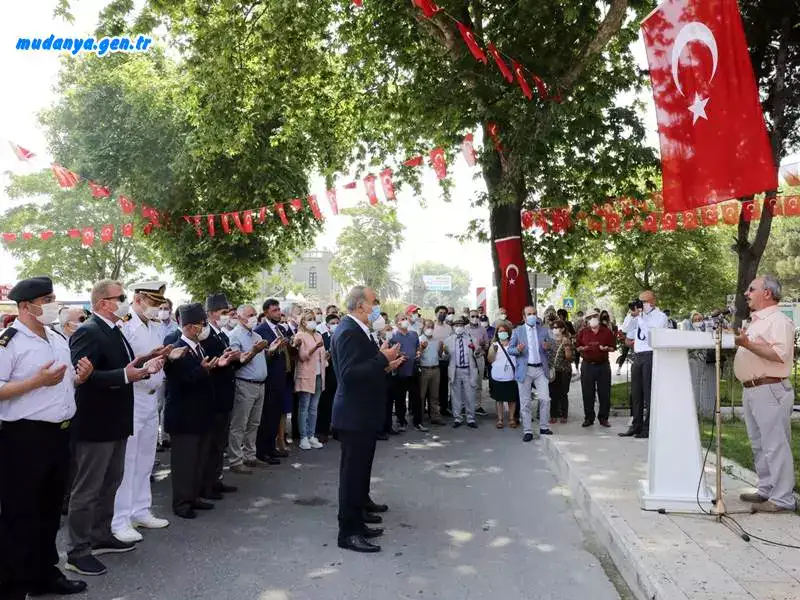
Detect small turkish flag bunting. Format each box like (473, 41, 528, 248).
(456, 23, 487, 64)
(68, 228, 81, 239)
(207, 215, 216, 237)
(22, 232, 33, 241)
(660, 213, 677, 231)
(100, 224, 114, 243)
(402, 156, 424, 168)
(242, 209, 254, 232)
(721, 202, 740, 225)
(682, 210, 698, 230)
(220, 213, 231, 234)
(2, 233, 17, 243)
(118, 195, 135, 214)
(429, 147, 447, 180)
(412, 0, 441, 18)
(605, 212, 621, 234)
(766, 196, 783, 216)
(81, 227, 95, 247)
(487, 43, 513, 83)
(364, 175, 379, 206)
(184, 216, 202, 237)
(51, 164, 80, 189)
(343, 181, 358, 190)
(379, 169, 395, 201)
(143, 223, 153, 236)
(531, 75, 548, 100)
(231, 211, 245, 232)
(40, 231, 54, 241)
(511, 60, 533, 100)
(9, 142, 35, 161)
(784, 195, 800, 216)
(258, 207, 267, 224)
(289, 199, 304, 212)
(122, 223, 134, 237)
(521, 210, 534, 230)
(641, 213, 659, 232)
(741, 199, 761, 222)
(307, 195, 323, 220)
(326, 189, 339, 215)
(701, 205, 719, 226)
(275, 203, 289, 225)
(352, 0, 363, 6)
(461, 133, 477, 167)
(88, 181, 111, 198)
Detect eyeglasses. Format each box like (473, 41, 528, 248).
(104, 294, 127, 302)
(747, 286, 763, 293)
(78, 316, 86, 323)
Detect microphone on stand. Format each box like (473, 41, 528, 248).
(709, 307, 733, 318)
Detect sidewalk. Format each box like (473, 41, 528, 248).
(539, 379, 800, 600)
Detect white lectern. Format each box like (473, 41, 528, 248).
(640, 328, 736, 512)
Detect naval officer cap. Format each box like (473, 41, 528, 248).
(178, 302, 206, 325)
(206, 293, 229, 312)
(131, 280, 167, 304)
(8, 276, 54, 303)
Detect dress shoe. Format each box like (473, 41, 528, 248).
(365, 501, 389, 513)
(522, 433, 534, 443)
(618, 428, 639, 437)
(582, 420, 593, 427)
(192, 499, 215, 510)
(28, 576, 88, 596)
(475, 407, 488, 416)
(599, 419, 611, 427)
(539, 428, 554, 435)
(467, 421, 478, 429)
(634, 432, 649, 439)
(213, 482, 238, 493)
(452, 421, 463, 428)
(257, 455, 281, 465)
(113, 525, 143, 544)
(362, 512, 383, 524)
(273, 449, 290, 458)
(750, 500, 795, 514)
(360, 526, 384, 538)
(230, 464, 253, 475)
(200, 489, 224, 500)
(739, 492, 767, 503)
(376, 433, 389, 441)
(244, 458, 270, 468)
(338, 534, 381, 553)
(131, 511, 169, 529)
(173, 507, 197, 519)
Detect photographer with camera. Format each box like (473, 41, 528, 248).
(615, 301, 641, 376)
(619, 291, 668, 439)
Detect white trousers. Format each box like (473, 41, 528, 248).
(450, 368, 476, 423)
(517, 365, 551, 433)
(112, 412, 158, 531)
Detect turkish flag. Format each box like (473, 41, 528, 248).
(605, 212, 621, 234)
(363, 175, 379, 205)
(681, 209, 699, 230)
(81, 227, 95, 247)
(641, 0, 777, 212)
(118, 195, 135, 214)
(326, 189, 339, 215)
(784, 195, 800, 216)
(487, 43, 513, 83)
(51, 164, 80, 189)
(275, 203, 289, 226)
(220, 213, 231, 234)
(495, 236, 530, 325)
(121, 223, 134, 238)
(721, 202, 740, 224)
(2, 233, 17, 243)
(429, 147, 447, 180)
(456, 22, 487, 64)
(306, 196, 322, 220)
(511, 60, 533, 100)
(88, 181, 111, 198)
(242, 209, 254, 232)
(641, 213, 659, 233)
(521, 210, 534, 230)
(100, 224, 114, 243)
(461, 133, 478, 167)
(379, 169, 395, 201)
(701, 205, 719, 226)
(207, 215, 216, 237)
(765, 196, 783, 217)
(660, 213, 677, 231)
(40, 231, 54, 241)
(22, 232, 33, 241)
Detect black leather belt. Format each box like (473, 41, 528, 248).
(527, 363, 542, 368)
(420, 366, 438, 370)
(236, 378, 266, 384)
(456, 366, 469, 369)
(0, 419, 71, 430)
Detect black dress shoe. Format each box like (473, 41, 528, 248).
(200, 489, 224, 500)
(213, 482, 238, 493)
(360, 526, 384, 538)
(173, 507, 197, 519)
(618, 428, 639, 437)
(376, 433, 389, 441)
(365, 501, 389, 513)
(257, 455, 281, 465)
(634, 431, 649, 439)
(467, 421, 478, 429)
(273, 449, 290, 458)
(338, 534, 381, 553)
(192, 499, 215, 510)
(28, 576, 88, 596)
(452, 421, 463, 428)
(582, 420, 593, 427)
(362, 512, 383, 524)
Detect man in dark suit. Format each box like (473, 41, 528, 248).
(254, 298, 292, 462)
(315, 313, 339, 442)
(164, 303, 228, 519)
(199, 293, 241, 499)
(66, 279, 166, 577)
(331, 286, 403, 553)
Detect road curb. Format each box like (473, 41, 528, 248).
(541, 435, 690, 600)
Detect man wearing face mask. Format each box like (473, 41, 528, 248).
(66, 280, 166, 577)
(0, 277, 94, 599)
(619, 290, 668, 439)
(405, 305, 422, 335)
(432, 305, 453, 418)
(443, 317, 480, 428)
(164, 303, 229, 519)
(390, 313, 424, 432)
(227, 304, 271, 474)
(575, 309, 616, 428)
(315, 313, 340, 442)
(157, 299, 180, 342)
(508, 306, 554, 441)
(467, 309, 489, 416)
(112, 281, 175, 544)
(56, 307, 86, 339)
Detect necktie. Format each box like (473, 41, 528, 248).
(195, 343, 205, 360)
(458, 337, 466, 367)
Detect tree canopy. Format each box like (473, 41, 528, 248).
(408, 260, 471, 309)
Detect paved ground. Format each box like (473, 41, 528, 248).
(56, 391, 624, 600)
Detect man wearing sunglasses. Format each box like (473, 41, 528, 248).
(65, 280, 168, 578)
(56, 307, 86, 339)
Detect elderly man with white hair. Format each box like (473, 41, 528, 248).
(56, 306, 86, 338)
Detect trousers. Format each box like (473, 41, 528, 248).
(228, 379, 264, 466)
(475, 355, 486, 408)
(0, 421, 69, 593)
(67, 439, 127, 559)
(630, 351, 653, 432)
(450, 368, 476, 423)
(298, 375, 322, 440)
(170, 433, 212, 512)
(418, 367, 440, 419)
(438, 360, 450, 413)
(337, 430, 377, 537)
(517, 365, 551, 433)
(742, 380, 796, 509)
(393, 375, 422, 427)
(256, 377, 282, 459)
(112, 412, 158, 532)
(581, 362, 611, 423)
(202, 411, 232, 493)
(549, 370, 571, 419)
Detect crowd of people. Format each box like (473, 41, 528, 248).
(0, 273, 795, 592)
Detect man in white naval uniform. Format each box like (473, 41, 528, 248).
(112, 281, 173, 542)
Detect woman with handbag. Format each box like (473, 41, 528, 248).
(548, 321, 574, 424)
(487, 321, 520, 429)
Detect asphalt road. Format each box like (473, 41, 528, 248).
(58, 420, 623, 600)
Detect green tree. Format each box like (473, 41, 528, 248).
(330, 205, 404, 292)
(760, 219, 800, 300)
(408, 261, 471, 309)
(0, 170, 158, 291)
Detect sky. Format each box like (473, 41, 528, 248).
(1, 1, 796, 305)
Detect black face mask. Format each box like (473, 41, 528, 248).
(437, 313, 446, 322)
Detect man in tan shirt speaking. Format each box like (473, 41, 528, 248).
(733, 274, 796, 513)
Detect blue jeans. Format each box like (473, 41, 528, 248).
(298, 375, 322, 439)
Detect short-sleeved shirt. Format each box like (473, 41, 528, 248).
(390, 330, 419, 377)
(228, 324, 268, 381)
(626, 308, 669, 352)
(419, 335, 441, 367)
(0, 319, 76, 423)
(734, 305, 796, 381)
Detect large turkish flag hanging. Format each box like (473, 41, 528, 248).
(641, 0, 776, 213)
(495, 236, 530, 325)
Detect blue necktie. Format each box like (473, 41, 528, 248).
(458, 337, 466, 367)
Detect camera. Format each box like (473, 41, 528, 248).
(628, 299, 644, 311)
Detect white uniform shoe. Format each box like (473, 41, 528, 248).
(113, 525, 143, 543)
(309, 437, 323, 449)
(132, 512, 170, 529)
(299, 437, 311, 450)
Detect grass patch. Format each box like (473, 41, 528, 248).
(700, 418, 800, 493)
(610, 378, 800, 409)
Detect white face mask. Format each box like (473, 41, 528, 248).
(330, 323, 338, 333)
(410, 314, 418, 323)
(454, 326, 465, 336)
(588, 317, 600, 328)
(424, 328, 434, 337)
(158, 309, 171, 321)
(219, 315, 230, 327)
(445, 314, 454, 323)
(692, 322, 703, 330)
(498, 313, 507, 321)
(246, 316, 258, 329)
(315, 314, 324, 324)
(305, 321, 316, 331)
(469, 317, 478, 325)
(480, 321, 488, 328)
(643, 302, 652, 313)
(143, 305, 161, 321)
(372, 316, 386, 332)
(553, 329, 563, 340)
(34, 301, 61, 325)
(398, 320, 409, 330)
(197, 324, 211, 341)
(112, 300, 130, 319)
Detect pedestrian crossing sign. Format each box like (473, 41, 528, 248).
(562, 298, 575, 310)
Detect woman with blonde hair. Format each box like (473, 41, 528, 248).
(294, 311, 327, 450)
(487, 320, 520, 429)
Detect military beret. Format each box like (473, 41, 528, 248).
(8, 276, 53, 303)
(206, 293, 229, 312)
(178, 302, 206, 325)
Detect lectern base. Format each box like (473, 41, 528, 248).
(639, 479, 713, 513)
